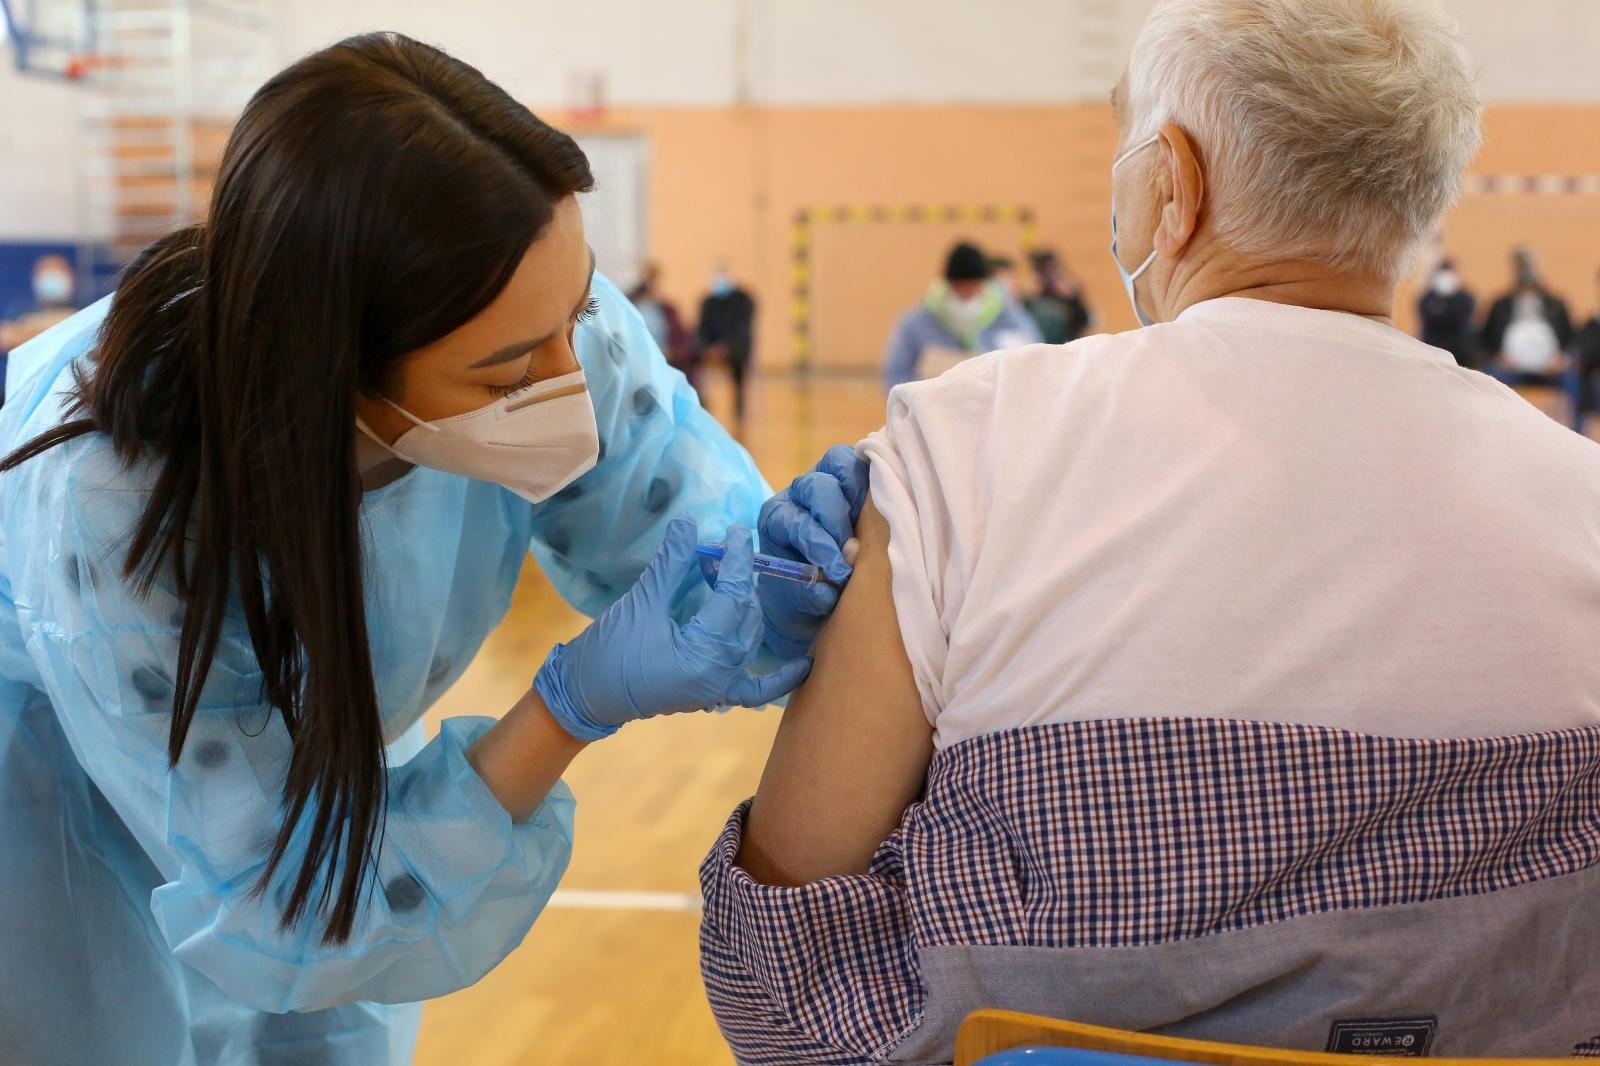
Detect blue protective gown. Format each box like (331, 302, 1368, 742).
(0, 273, 769, 1065)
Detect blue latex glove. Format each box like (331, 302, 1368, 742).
(757, 444, 871, 660)
(534, 516, 813, 742)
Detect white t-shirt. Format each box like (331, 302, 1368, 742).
(1505, 293, 1561, 372)
(861, 297, 1600, 750)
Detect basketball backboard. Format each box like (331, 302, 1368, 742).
(1, 0, 94, 80)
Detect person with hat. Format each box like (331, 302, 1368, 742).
(881, 241, 1041, 390)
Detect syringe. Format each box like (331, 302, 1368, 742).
(695, 543, 828, 586)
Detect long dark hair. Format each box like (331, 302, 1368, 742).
(0, 33, 593, 943)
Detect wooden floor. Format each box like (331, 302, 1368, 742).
(414, 371, 1583, 1066)
(417, 370, 890, 1066)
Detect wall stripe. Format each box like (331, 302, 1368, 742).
(1464, 174, 1600, 196)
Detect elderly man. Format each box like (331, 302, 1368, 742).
(699, 1, 1600, 1062)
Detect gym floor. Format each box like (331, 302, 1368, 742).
(418, 371, 886, 1066)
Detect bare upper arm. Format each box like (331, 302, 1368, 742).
(738, 492, 934, 886)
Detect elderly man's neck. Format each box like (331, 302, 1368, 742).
(1162, 241, 1397, 327)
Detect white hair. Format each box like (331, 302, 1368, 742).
(1125, 0, 1483, 279)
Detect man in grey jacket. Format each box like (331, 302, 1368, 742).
(881, 242, 1040, 391)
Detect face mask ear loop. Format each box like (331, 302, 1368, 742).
(1112, 132, 1161, 173)
(1127, 247, 1160, 285)
(1110, 132, 1165, 327)
(381, 397, 442, 434)
(354, 416, 390, 449)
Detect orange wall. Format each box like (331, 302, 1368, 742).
(558, 103, 1600, 372)
(1424, 106, 1600, 332)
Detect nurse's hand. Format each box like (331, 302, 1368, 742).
(757, 444, 870, 660)
(534, 517, 813, 742)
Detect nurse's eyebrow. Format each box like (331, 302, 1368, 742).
(470, 249, 597, 369)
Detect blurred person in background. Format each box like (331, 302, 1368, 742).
(1417, 257, 1476, 367)
(1, 255, 79, 404)
(1480, 246, 1574, 378)
(1023, 247, 1094, 344)
(988, 255, 1022, 306)
(882, 241, 1041, 390)
(1570, 266, 1600, 433)
(697, 266, 757, 433)
(629, 261, 700, 397)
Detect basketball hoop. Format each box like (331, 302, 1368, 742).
(567, 70, 609, 123)
(7, 0, 98, 81)
(64, 52, 114, 80)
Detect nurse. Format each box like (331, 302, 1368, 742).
(0, 32, 865, 1066)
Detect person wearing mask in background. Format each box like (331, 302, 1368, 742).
(989, 255, 1022, 307)
(1023, 247, 1094, 344)
(0, 255, 79, 405)
(1417, 257, 1476, 367)
(697, 267, 757, 433)
(629, 261, 700, 399)
(1480, 246, 1574, 379)
(0, 35, 861, 1066)
(882, 242, 1041, 390)
(1571, 266, 1600, 433)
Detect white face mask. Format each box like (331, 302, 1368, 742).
(358, 369, 599, 504)
(34, 270, 73, 306)
(1110, 134, 1161, 328)
(1431, 270, 1461, 297)
(947, 289, 991, 323)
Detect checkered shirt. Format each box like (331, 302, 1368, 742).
(700, 717, 1600, 1064)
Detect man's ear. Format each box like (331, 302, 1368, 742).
(1155, 122, 1204, 259)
